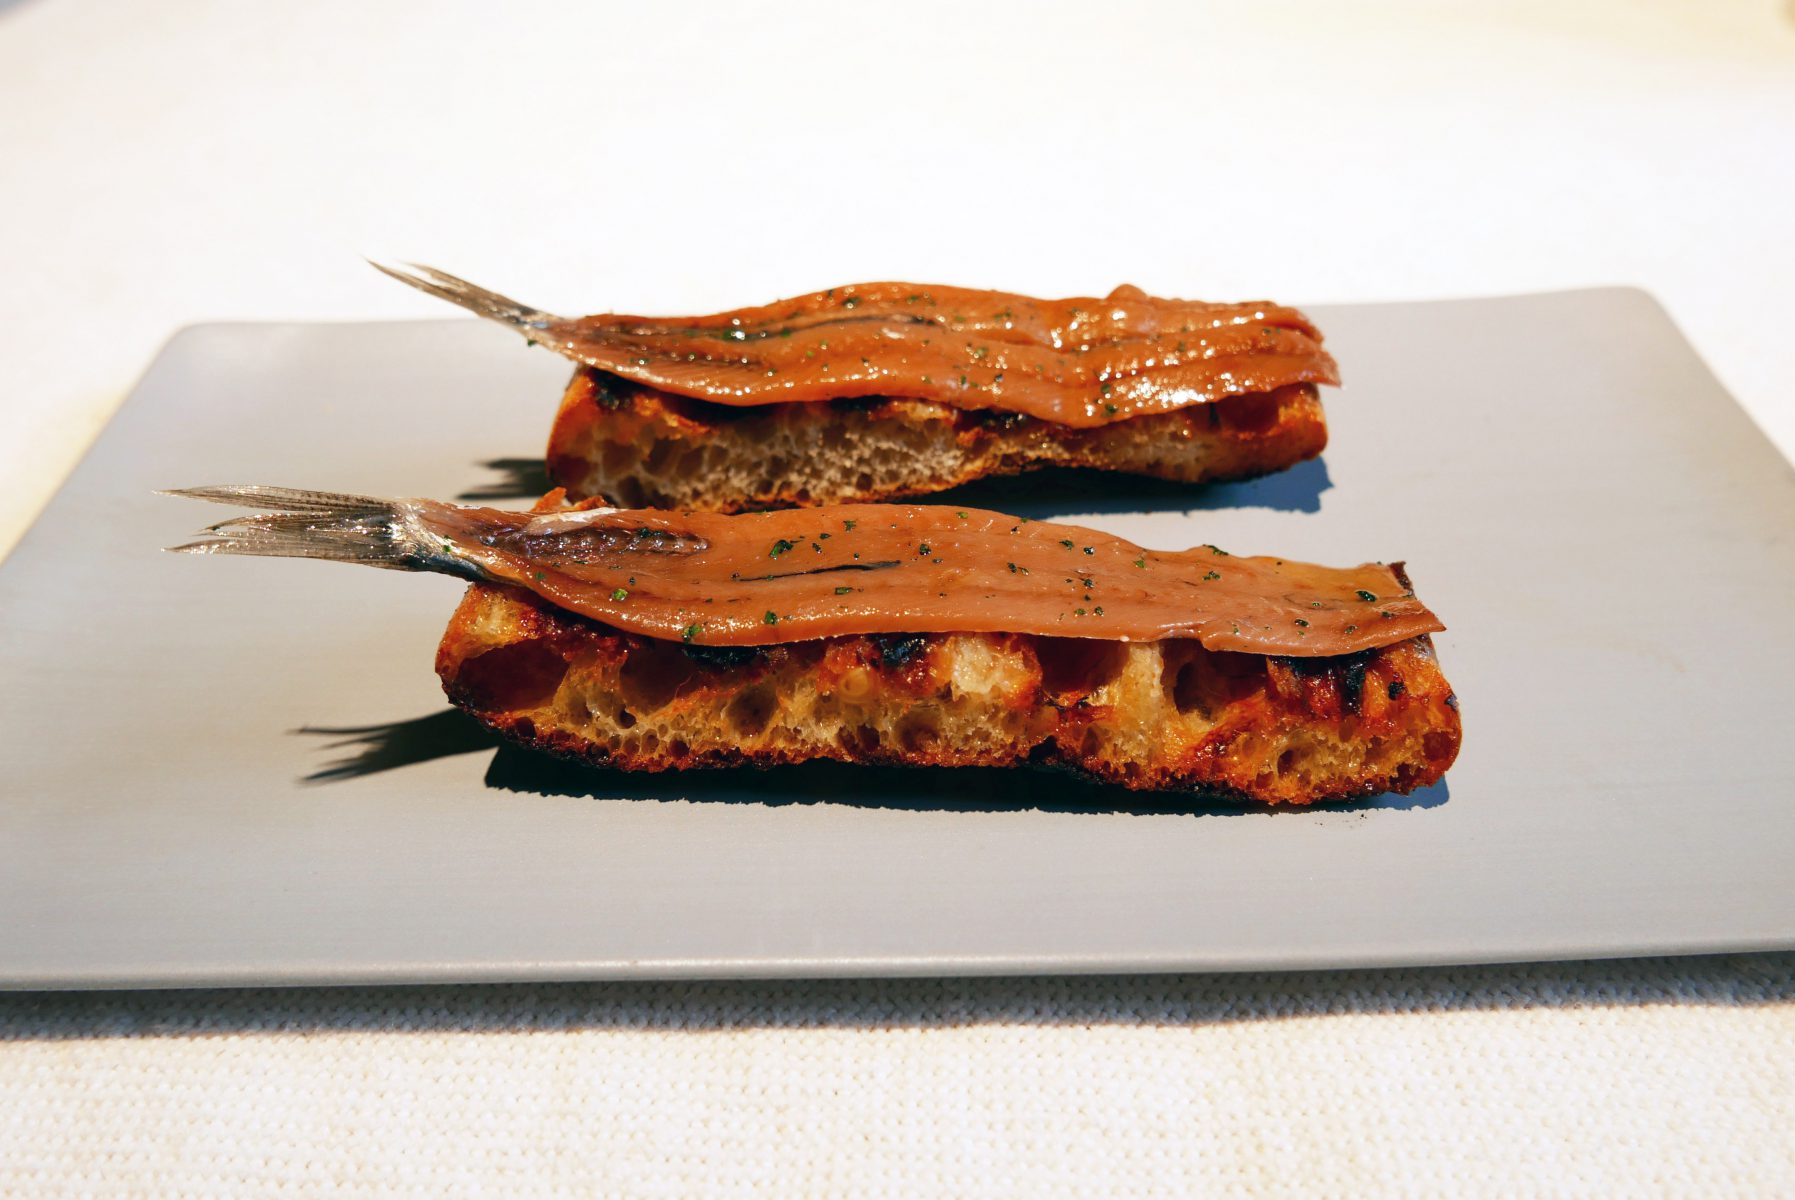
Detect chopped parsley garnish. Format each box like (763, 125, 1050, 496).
(610, 588, 629, 601)
(1207, 545, 1230, 556)
(1007, 562, 1028, 575)
(768, 538, 794, 558)
(1294, 618, 1309, 627)
(1133, 557, 1147, 569)
(1082, 546, 1095, 555)
(843, 519, 857, 531)
(1060, 539, 1075, 549)
(763, 611, 779, 625)
(918, 543, 932, 556)
(842, 296, 861, 308)
(1093, 606, 1104, 616)
(835, 586, 854, 595)
(681, 623, 702, 642)
(531, 571, 545, 582)
(1202, 570, 1221, 581)
(1355, 590, 1378, 602)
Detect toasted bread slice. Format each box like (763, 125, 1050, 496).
(437, 582, 1459, 806)
(546, 370, 1328, 511)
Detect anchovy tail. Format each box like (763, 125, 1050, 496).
(161, 485, 469, 574)
(369, 262, 558, 334)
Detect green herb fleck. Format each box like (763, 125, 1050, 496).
(681, 623, 702, 642)
(842, 296, 861, 308)
(531, 571, 544, 582)
(1355, 589, 1378, 602)
(1103, 403, 1119, 415)
(1203, 570, 1221, 581)
(1294, 618, 1309, 627)
(1388, 680, 1406, 700)
(1074, 607, 1087, 616)
(1344, 624, 1358, 633)
(610, 587, 629, 601)
(918, 543, 932, 556)
(1133, 557, 1146, 569)
(1093, 606, 1104, 616)
(843, 519, 857, 531)
(1207, 545, 1230, 556)
(763, 611, 779, 625)
(1060, 539, 1076, 549)
(769, 538, 794, 558)
(835, 586, 854, 595)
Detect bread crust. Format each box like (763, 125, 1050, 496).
(437, 582, 1460, 806)
(546, 369, 1327, 511)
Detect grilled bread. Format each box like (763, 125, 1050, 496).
(547, 371, 1328, 511)
(437, 582, 1460, 806)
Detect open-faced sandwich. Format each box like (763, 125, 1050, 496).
(167, 486, 1460, 805)
(376, 265, 1338, 512)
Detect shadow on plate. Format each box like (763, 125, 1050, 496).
(452, 455, 1333, 517)
(294, 707, 1447, 817)
(456, 457, 555, 502)
(931, 456, 1332, 518)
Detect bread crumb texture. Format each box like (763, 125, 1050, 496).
(546, 370, 1328, 510)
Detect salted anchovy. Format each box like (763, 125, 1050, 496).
(375, 264, 1339, 429)
(166, 487, 1442, 656)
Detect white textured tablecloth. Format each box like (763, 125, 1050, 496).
(4, 1, 1794, 1193)
(0, 961, 1787, 1191)
(3, 958, 1793, 1197)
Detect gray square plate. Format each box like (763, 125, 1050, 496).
(3, 290, 1793, 989)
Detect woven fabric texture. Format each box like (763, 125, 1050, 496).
(3, 954, 1792, 1198)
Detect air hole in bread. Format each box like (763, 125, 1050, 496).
(1422, 731, 1456, 764)
(618, 639, 699, 714)
(601, 443, 633, 475)
(453, 640, 568, 713)
(644, 439, 677, 474)
(1035, 638, 1127, 700)
(837, 724, 879, 755)
(726, 684, 776, 736)
(897, 711, 939, 753)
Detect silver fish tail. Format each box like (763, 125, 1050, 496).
(161, 485, 481, 577)
(369, 262, 557, 334)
